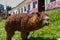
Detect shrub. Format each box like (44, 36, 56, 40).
(2, 16, 7, 19)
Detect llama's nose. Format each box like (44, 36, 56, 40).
(45, 22, 49, 25)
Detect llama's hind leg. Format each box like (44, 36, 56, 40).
(6, 31, 15, 40)
(21, 32, 29, 40)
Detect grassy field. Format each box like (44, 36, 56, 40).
(0, 9, 60, 40)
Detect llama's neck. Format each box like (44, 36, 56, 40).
(33, 20, 44, 30)
(29, 19, 44, 31)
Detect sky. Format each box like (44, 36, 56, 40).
(0, 0, 24, 8)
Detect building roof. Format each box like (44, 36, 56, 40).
(11, 0, 25, 10)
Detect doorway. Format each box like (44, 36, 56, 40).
(38, 0, 45, 12)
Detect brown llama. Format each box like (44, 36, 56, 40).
(5, 12, 49, 40)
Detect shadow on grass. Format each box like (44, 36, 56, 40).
(28, 37, 57, 40)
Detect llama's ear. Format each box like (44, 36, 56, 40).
(35, 12, 40, 17)
(36, 12, 43, 18)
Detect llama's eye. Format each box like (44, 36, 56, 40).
(47, 19, 49, 21)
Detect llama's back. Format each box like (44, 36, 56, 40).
(5, 13, 32, 32)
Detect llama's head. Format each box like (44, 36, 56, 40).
(32, 12, 49, 26)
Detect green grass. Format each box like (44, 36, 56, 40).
(0, 9, 60, 40)
(0, 20, 6, 40)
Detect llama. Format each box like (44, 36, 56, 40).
(5, 12, 49, 40)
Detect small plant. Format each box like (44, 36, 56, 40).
(2, 16, 7, 19)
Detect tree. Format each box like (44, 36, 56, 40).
(5, 6, 12, 17)
(6, 6, 12, 11)
(0, 4, 4, 13)
(6, 6, 12, 14)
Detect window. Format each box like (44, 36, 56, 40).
(16, 11, 17, 14)
(50, 0, 55, 2)
(24, 7, 26, 11)
(16, 11, 19, 14)
(33, 1, 37, 8)
(28, 5, 30, 10)
(21, 8, 23, 12)
(13, 12, 15, 14)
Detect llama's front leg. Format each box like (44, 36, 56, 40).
(6, 31, 15, 40)
(21, 32, 29, 40)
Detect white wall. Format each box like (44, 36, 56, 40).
(45, 0, 50, 10)
(46, 0, 60, 10)
(30, 2, 33, 10)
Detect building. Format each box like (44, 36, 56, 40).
(9, 0, 60, 15)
